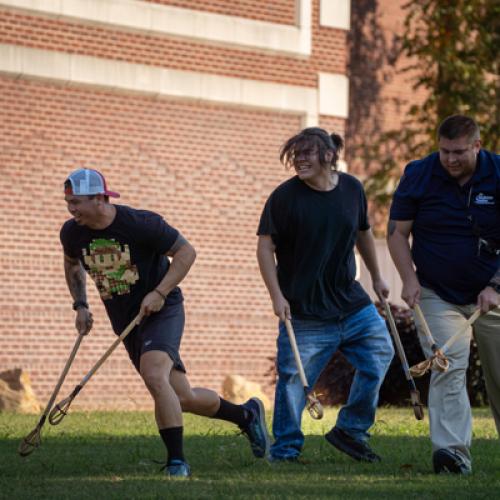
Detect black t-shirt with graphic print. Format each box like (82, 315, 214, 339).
(60, 205, 183, 334)
(257, 174, 372, 320)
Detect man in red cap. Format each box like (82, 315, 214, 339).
(60, 168, 270, 477)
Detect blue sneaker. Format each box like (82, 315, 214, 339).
(241, 397, 270, 458)
(165, 459, 191, 478)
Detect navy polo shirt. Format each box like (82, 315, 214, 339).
(390, 150, 500, 305)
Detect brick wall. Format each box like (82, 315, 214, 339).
(345, 0, 427, 235)
(346, 0, 428, 167)
(0, 74, 305, 409)
(0, 7, 345, 86)
(147, 0, 297, 25)
(0, 0, 416, 410)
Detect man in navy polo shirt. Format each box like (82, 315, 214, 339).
(387, 115, 500, 474)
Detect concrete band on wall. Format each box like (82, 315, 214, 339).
(0, 0, 350, 56)
(0, 0, 350, 129)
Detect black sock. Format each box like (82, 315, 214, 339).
(159, 426, 185, 464)
(212, 398, 252, 428)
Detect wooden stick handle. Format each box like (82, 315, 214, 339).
(414, 304, 438, 351)
(441, 309, 482, 354)
(284, 318, 309, 390)
(384, 302, 414, 385)
(41, 333, 83, 418)
(80, 314, 142, 387)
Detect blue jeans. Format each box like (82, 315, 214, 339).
(271, 304, 394, 459)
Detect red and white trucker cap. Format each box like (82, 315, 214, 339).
(64, 168, 120, 198)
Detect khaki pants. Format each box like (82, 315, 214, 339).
(415, 287, 500, 469)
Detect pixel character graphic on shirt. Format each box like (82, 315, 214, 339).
(82, 238, 139, 300)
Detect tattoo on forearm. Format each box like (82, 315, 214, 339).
(387, 220, 396, 237)
(68, 267, 87, 301)
(64, 256, 87, 301)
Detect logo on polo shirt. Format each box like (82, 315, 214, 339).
(474, 193, 495, 205)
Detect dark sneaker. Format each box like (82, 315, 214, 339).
(165, 460, 191, 478)
(433, 449, 471, 475)
(325, 427, 381, 463)
(241, 397, 270, 458)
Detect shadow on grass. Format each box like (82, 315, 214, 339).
(1, 434, 499, 499)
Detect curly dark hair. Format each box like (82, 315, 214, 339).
(280, 127, 344, 170)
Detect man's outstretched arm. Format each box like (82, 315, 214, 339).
(386, 219, 420, 308)
(356, 228, 389, 302)
(64, 253, 93, 335)
(257, 235, 290, 321)
(140, 233, 196, 317)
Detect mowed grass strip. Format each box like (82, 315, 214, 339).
(0, 408, 498, 499)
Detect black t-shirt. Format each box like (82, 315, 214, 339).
(257, 174, 371, 320)
(60, 205, 183, 333)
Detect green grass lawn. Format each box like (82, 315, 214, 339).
(0, 408, 498, 499)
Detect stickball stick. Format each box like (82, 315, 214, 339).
(18, 333, 84, 456)
(383, 302, 424, 420)
(441, 309, 481, 355)
(413, 305, 449, 373)
(284, 318, 323, 420)
(48, 314, 142, 425)
(410, 309, 481, 378)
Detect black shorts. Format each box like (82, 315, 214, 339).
(122, 301, 186, 373)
